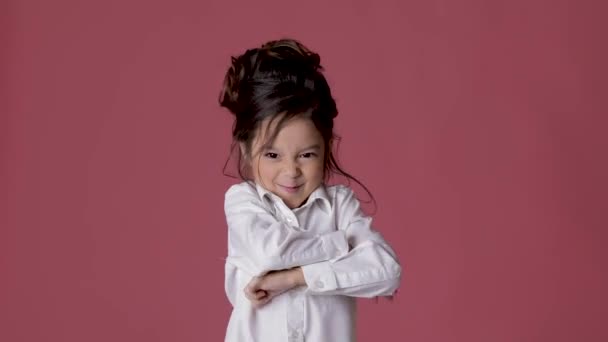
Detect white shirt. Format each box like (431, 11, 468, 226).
(223, 181, 402, 342)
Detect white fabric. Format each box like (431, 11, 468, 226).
(224, 181, 402, 342)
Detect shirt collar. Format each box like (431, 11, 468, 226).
(253, 182, 332, 214)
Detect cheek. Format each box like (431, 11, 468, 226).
(255, 160, 277, 181)
(306, 160, 325, 179)
(249, 159, 262, 182)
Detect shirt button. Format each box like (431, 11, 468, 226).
(315, 280, 324, 289)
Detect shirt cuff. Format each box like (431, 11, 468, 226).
(320, 230, 349, 259)
(301, 261, 338, 293)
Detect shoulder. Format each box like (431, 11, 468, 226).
(225, 181, 257, 198)
(325, 184, 369, 228)
(325, 184, 359, 208)
(325, 183, 355, 197)
(224, 181, 262, 209)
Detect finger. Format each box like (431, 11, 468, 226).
(244, 287, 258, 301)
(258, 296, 272, 307)
(251, 296, 271, 309)
(245, 289, 267, 303)
(245, 279, 261, 293)
(244, 280, 260, 295)
(254, 290, 267, 299)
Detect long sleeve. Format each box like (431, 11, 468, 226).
(224, 183, 349, 277)
(300, 186, 402, 298)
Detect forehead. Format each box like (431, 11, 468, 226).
(254, 115, 323, 150)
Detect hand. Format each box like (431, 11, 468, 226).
(244, 267, 306, 308)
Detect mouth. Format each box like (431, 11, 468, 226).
(278, 184, 302, 194)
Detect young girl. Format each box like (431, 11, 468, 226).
(218, 38, 402, 342)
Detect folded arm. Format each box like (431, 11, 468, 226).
(224, 183, 348, 277)
(300, 186, 402, 298)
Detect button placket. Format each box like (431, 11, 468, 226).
(276, 205, 298, 228)
(286, 291, 305, 342)
(288, 329, 303, 342)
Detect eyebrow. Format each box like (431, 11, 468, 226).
(299, 144, 322, 152)
(264, 144, 322, 152)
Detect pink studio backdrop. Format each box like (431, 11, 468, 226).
(1, 0, 607, 341)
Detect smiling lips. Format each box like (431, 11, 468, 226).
(278, 184, 302, 193)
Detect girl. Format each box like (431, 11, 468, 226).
(218, 38, 402, 342)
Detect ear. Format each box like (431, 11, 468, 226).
(239, 142, 248, 161)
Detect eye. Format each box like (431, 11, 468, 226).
(300, 152, 317, 158)
(264, 152, 278, 159)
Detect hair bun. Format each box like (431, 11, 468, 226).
(219, 48, 259, 115)
(260, 39, 322, 72)
(219, 38, 324, 116)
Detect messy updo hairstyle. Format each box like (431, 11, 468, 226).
(218, 38, 373, 204)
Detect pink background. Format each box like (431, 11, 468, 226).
(2, 0, 607, 341)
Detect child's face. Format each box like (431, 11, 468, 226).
(246, 116, 325, 209)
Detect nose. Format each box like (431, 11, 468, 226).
(283, 159, 302, 178)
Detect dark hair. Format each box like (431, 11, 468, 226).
(218, 38, 374, 207)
